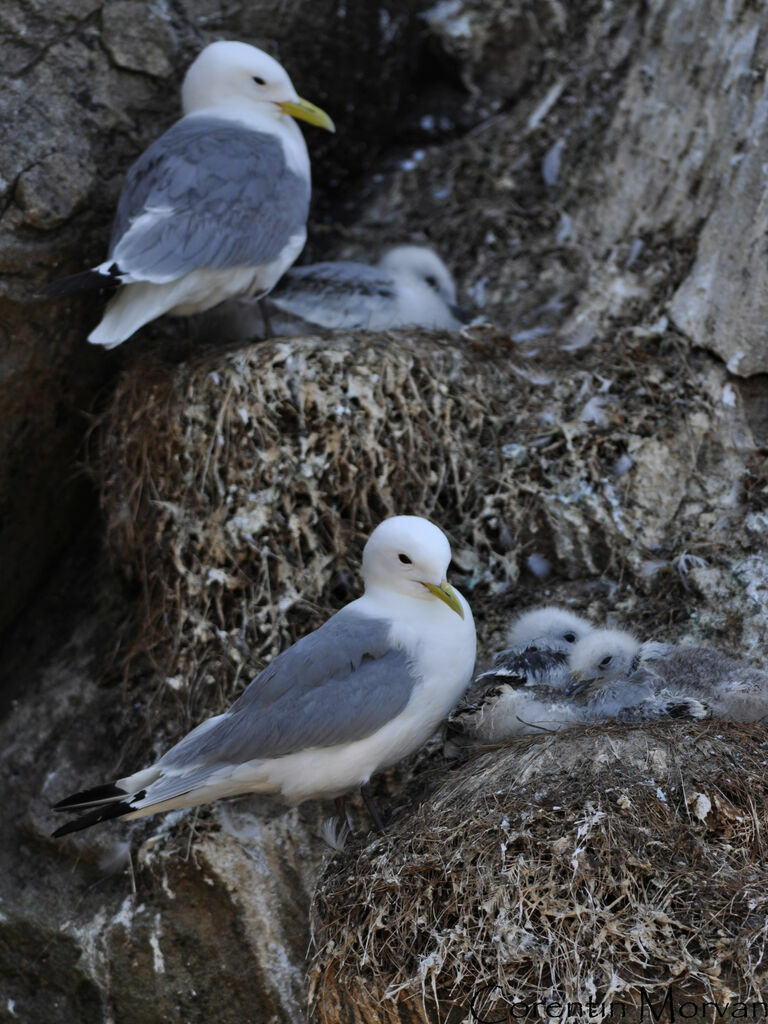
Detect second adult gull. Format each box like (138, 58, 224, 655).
(53, 516, 476, 835)
(50, 41, 335, 348)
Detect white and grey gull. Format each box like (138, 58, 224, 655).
(53, 515, 476, 836)
(47, 41, 335, 348)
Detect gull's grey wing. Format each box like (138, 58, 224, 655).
(269, 261, 396, 328)
(109, 116, 309, 281)
(158, 608, 417, 770)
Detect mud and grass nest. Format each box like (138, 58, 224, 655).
(92, 328, 724, 753)
(309, 721, 768, 1023)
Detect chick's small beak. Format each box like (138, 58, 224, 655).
(450, 302, 474, 324)
(421, 579, 464, 618)
(564, 672, 589, 697)
(278, 97, 335, 132)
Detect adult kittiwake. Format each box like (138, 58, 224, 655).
(47, 41, 334, 348)
(52, 515, 476, 836)
(446, 606, 594, 746)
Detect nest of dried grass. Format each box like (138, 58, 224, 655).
(91, 328, 733, 752)
(309, 722, 768, 1023)
(95, 331, 508, 736)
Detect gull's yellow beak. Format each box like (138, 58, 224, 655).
(278, 97, 335, 133)
(421, 579, 464, 618)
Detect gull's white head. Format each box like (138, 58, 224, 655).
(181, 41, 335, 132)
(379, 246, 458, 307)
(362, 515, 465, 617)
(507, 606, 594, 652)
(565, 629, 641, 696)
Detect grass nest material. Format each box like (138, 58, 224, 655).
(309, 721, 768, 1024)
(92, 327, 731, 754)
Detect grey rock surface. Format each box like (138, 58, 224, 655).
(350, 0, 768, 378)
(0, 541, 334, 1023)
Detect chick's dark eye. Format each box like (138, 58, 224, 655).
(425, 275, 438, 289)
(253, 75, 267, 86)
(599, 655, 613, 668)
(398, 553, 412, 565)
(563, 632, 576, 644)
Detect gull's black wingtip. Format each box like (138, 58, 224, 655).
(41, 265, 121, 300)
(52, 799, 136, 838)
(53, 782, 127, 811)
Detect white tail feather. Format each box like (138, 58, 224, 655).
(88, 282, 183, 347)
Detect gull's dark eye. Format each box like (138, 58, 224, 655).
(599, 655, 613, 668)
(398, 553, 412, 565)
(425, 274, 439, 290)
(253, 75, 267, 86)
(563, 632, 576, 644)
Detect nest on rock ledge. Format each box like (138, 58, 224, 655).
(309, 721, 768, 1024)
(91, 326, 743, 754)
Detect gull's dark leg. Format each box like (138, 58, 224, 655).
(360, 782, 386, 832)
(259, 298, 273, 338)
(335, 795, 353, 834)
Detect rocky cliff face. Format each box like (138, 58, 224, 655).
(2, 1, 768, 1022)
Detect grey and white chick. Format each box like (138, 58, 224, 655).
(645, 646, 768, 722)
(495, 606, 596, 690)
(271, 244, 466, 331)
(446, 606, 595, 746)
(564, 629, 712, 723)
(197, 244, 466, 341)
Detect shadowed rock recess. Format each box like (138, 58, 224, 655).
(2, 0, 768, 1022)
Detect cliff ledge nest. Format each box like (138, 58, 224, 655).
(92, 327, 739, 756)
(310, 721, 768, 1023)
